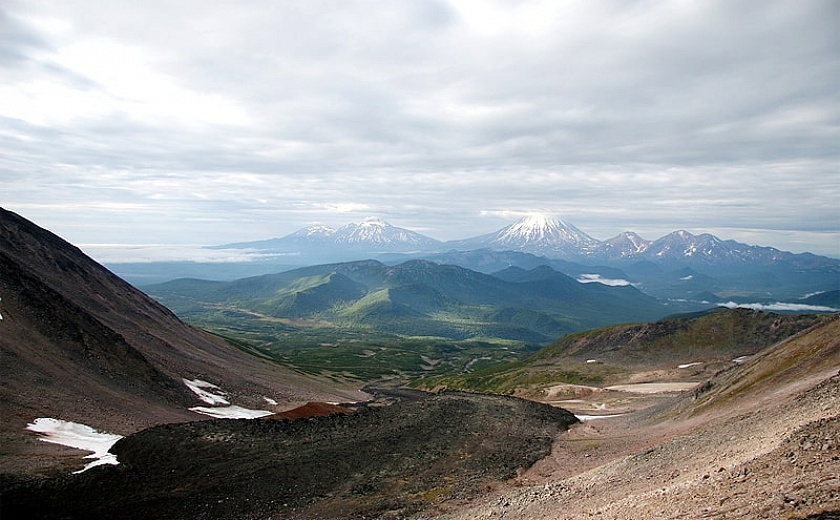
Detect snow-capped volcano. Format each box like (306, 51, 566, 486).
(496, 214, 599, 248)
(447, 214, 602, 257)
(211, 218, 440, 254)
(332, 218, 441, 249)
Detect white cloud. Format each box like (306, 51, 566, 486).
(1, 0, 837, 257)
(577, 274, 632, 287)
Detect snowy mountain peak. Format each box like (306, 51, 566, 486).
(649, 230, 738, 260)
(499, 214, 597, 245)
(474, 214, 602, 256)
(213, 216, 835, 269)
(333, 218, 440, 249)
(513, 213, 556, 234)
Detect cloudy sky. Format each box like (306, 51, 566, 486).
(2, 0, 838, 260)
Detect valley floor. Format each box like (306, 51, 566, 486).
(415, 365, 839, 519)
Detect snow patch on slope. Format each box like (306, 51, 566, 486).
(189, 406, 275, 419)
(26, 418, 123, 473)
(183, 378, 230, 405)
(183, 378, 273, 418)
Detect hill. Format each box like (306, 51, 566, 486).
(0, 208, 362, 476)
(146, 259, 669, 346)
(412, 308, 835, 395)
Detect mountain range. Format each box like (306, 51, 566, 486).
(186, 214, 840, 305)
(213, 213, 837, 268)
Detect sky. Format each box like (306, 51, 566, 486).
(2, 0, 838, 261)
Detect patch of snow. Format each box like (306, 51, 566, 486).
(26, 418, 123, 474)
(680, 275, 694, 281)
(577, 274, 631, 286)
(605, 382, 699, 394)
(732, 356, 750, 364)
(678, 362, 703, 369)
(575, 414, 627, 421)
(189, 406, 274, 419)
(263, 396, 278, 406)
(585, 359, 603, 364)
(183, 378, 229, 405)
(719, 301, 838, 312)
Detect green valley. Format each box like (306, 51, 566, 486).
(144, 259, 675, 381)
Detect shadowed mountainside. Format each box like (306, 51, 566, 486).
(0, 208, 362, 476)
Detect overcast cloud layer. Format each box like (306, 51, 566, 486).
(1, 0, 838, 259)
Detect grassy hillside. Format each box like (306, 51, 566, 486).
(411, 308, 836, 394)
(146, 259, 670, 344)
(529, 307, 830, 365)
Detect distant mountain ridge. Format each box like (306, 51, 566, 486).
(213, 217, 441, 253)
(108, 214, 838, 304)
(212, 214, 837, 268)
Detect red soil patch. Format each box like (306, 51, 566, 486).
(275, 402, 354, 420)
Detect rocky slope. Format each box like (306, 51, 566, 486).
(414, 314, 840, 520)
(0, 392, 578, 520)
(0, 208, 362, 476)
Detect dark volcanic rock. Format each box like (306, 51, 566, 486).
(1, 392, 578, 520)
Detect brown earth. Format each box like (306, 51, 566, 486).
(413, 315, 840, 520)
(0, 392, 579, 520)
(274, 401, 354, 420)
